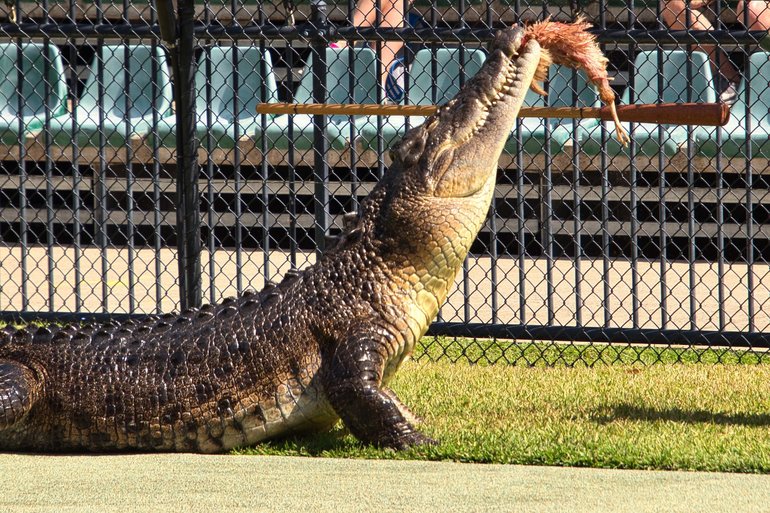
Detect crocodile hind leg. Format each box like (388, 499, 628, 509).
(322, 331, 436, 450)
(0, 361, 41, 429)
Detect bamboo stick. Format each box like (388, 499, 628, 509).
(256, 102, 730, 127)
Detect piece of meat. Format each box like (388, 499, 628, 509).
(523, 17, 631, 146)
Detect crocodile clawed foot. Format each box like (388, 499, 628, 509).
(386, 431, 439, 451)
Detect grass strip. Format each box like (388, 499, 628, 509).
(239, 356, 770, 473)
(415, 336, 769, 365)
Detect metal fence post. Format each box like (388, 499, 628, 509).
(310, 0, 330, 255)
(157, 0, 202, 310)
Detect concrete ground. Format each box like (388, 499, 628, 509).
(0, 454, 768, 513)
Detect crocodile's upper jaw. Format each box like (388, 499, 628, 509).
(390, 28, 542, 200)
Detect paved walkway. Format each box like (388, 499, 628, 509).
(0, 454, 768, 512)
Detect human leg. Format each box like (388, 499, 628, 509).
(337, 0, 407, 90)
(736, 0, 770, 30)
(662, 0, 741, 86)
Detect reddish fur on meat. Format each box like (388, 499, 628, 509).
(523, 17, 630, 146)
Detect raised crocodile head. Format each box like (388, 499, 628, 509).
(389, 27, 541, 202)
(355, 28, 544, 313)
(321, 27, 547, 349)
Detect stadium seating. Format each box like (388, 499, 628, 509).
(0, 43, 68, 145)
(153, 46, 280, 151)
(582, 50, 717, 157)
(47, 44, 172, 148)
(696, 51, 770, 158)
(359, 47, 486, 151)
(504, 65, 598, 155)
(262, 47, 379, 151)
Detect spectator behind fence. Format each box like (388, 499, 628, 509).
(662, 0, 770, 104)
(334, 0, 413, 103)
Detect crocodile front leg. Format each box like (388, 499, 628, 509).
(321, 330, 436, 449)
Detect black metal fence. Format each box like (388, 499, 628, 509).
(1, 0, 770, 364)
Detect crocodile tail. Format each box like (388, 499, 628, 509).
(0, 361, 41, 430)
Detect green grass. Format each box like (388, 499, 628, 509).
(238, 340, 770, 473)
(415, 337, 769, 365)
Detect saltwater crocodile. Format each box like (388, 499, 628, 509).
(0, 27, 542, 452)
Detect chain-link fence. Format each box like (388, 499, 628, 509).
(1, 1, 769, 364)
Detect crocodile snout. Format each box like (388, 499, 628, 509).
(491, 27, 527, 59)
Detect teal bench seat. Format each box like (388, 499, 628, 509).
(0, 43, 67, 145)
(48, 44, 172, 149)
(696, 51, 770, 158)
(359, 47, 486, 152)
(582, 50, 717, 157)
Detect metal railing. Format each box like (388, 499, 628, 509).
(1, 0, 770, 364)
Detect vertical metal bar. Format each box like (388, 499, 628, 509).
(490, 188, 499, 325)
(488, 8, 499, 325)
(714, 0, 725, 330)
(599, 0, 610, 328)
(200, 3, 214, 303)
(311, 1, 330, 255)
(204, 44, 216, 304)
(287, 43, 298, 269)
(514, 0, 525, 325)
(347, 25, 359, 213)
(258, 5, 271, 285)
(489, 19, 499, 325)
(601, 134, 610, 328)
(571, 70, 582, 327)
(402, 0, 412, 134)
(716, 126, 725, 330)
(95, 16, 109, 313)
(123, 35, 135, 313)
(182, 0, 202, 310)
(231, 43, 243, 294)
(42, 0, 55, 312)
(685, 28, 696, 330)
(743, 32, 755, 332)
(15, 39, 28, 311)
(458, 7, 471, 324)
(67, 5, 82, 311)
(628, 0, 639, 328)
(596, 1, 611, 328)
(541, 0, 554, 327)
(375, 0, 385, 180)
(228, 0, 244, 294)
(345, 0, 358, 212)
(654, 13, 668, 329)
(163, 0, 202, 310)
(516, 146, 525, 325)
(150, 5, 163, 314)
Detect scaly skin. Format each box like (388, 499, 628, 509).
(0, 28, 542, 452)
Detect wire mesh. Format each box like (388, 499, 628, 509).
(0, 0, 769, 365)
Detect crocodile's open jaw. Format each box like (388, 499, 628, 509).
(391, 27, 543, 199)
